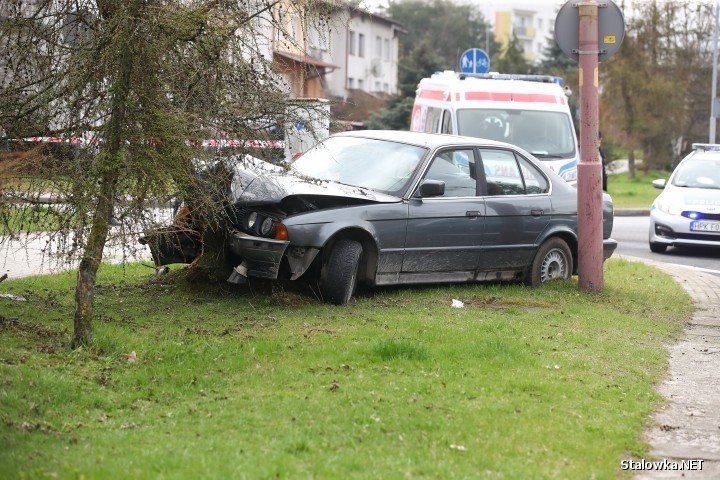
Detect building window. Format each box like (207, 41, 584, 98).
(375, 81, 381, 91)
(358, 33, 365, 58)
(383, 38, 390, 61)
(375, 35, 382, 58)
(383, 83, 389, 93)
(348, 78, 355, 89)
(349, 30, 356, 55)
(358, 78, 364, 89)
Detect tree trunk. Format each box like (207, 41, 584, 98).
(628, 149, 636, 180)
(71, 3, 136, 348)
(71, 173, 117, 348)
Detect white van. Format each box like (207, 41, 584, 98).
(411, 71, 578, 186)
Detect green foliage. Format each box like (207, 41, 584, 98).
(365, 97, 414, 130)
(386, 0, 498, 73)
(608, 169, 670, 208)
(601, 1, 716, 170)
(492, 34, 536, 75)
(0, 260, 691, 478)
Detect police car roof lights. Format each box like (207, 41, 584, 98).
(691, 143, 720, 152)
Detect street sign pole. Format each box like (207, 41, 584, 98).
(577, 0, 604, 292)
(710, 0, 719, 144)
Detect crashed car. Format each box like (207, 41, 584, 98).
(142, 130, 618, 304)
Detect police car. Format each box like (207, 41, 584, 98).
(649, 143, 720, 253)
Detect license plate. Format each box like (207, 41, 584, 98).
(690, 221, 720, 232)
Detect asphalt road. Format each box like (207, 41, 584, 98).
(613, 215, 720, 275)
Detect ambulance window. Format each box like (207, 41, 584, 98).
(441, 110, 453, 134)
(425, 107, 443, 133)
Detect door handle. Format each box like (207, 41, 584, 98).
(531, 209, 544, 216)
(466, 210, 482, 217)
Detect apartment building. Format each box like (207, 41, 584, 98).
(484, 1, 564, 64)
(269, 0, 402, 101)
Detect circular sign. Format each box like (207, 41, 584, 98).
(459, 48, 490, 74)
(555, 0, 626, 62)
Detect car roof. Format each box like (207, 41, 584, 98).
(331, 129, 513, 150)
(685, 144, 720, 161)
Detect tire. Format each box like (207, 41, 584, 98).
(649, 242, 667, 253)
(321, 239, 363, 305)
(527, 238, 573, 287)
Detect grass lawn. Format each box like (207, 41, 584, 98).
(607, 169, 670, 209)
(0, 204, 68, 235)
(0, 259, 691, 479)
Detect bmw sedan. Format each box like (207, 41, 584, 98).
(142, 130, 617, 304)
(649, 143, 720, 253)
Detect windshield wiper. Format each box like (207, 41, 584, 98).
(531, 153, 564, 159)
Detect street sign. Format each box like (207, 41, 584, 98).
(459, 48, 490, 74)
(555, 0, 626, 62)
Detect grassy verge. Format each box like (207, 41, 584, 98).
(0, 259, 691, 479)
(607, 169, 670, 209)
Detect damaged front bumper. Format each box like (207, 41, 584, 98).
(227, 230, 290, 281)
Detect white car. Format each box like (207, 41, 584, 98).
(649, 143, 720, 253)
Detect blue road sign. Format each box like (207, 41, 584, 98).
(459, 48, 490, 74)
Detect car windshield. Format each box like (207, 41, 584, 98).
(290, 136, 428, 196)
(671, 158, 720, 189)
(456, 108, 576, 159)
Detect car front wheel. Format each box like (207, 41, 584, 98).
(527, 238, 573, 286)
(321, 239, 363, 305)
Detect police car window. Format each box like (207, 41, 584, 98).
(424, 149, 477, 197)
(480, 149, 549, 195)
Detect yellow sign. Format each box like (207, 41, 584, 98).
(604, 35, 617, 44)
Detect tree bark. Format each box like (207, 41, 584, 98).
(71, 2, 137, 348)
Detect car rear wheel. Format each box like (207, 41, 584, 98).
(649, 242, 667, 253)
(527, 238, 573, 286)
(321, 239, 362, 305)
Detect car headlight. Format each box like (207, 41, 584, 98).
(246, 211, 258, 229)
(560, 167, 577, 183)
(656, 199, 682, 216)
(260, 217, 275, 236)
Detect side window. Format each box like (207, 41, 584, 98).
(440, 109, 453, 134)
(424, 107, 443, 133)
(480, 149, 549, 195)
(423, 149, 477, 197)
(517, 155, 549, 194)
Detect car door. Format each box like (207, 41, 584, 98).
(478, 148, 552, 271)
(403, 148, 485, 277)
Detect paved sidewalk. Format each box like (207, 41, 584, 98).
(622, 256, 720, 479)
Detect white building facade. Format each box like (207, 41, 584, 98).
(326, 5, 403, 100)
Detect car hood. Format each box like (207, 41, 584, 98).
(662, 186, 720, 211)
(230, 163, 401, 206)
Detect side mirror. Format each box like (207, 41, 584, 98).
(652, 179, 666, 190)
(416, 179, 445, 198)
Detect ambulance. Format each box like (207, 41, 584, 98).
(410, 71, 578, 186)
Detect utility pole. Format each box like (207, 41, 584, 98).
(711, 0, 719, 144)
(555, 0, 625, 294)
(576, 0, 603, 292)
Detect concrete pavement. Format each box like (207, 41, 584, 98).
(628, 257, 720, 479)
